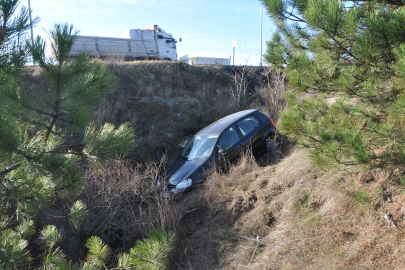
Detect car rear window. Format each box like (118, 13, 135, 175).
(251, 116, 261, 128)
(237, 116, 261, 136)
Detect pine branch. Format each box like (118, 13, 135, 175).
(345, 0, 405, 7)
(52, 144, 84, 151)
(0, 163, 21, 180)
(19, 102, 55, 117)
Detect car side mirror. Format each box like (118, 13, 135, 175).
(218, 146, 226, 157)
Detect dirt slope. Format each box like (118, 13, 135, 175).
(172, 148, 405, 269)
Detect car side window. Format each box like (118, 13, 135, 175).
(251, 116, 261, 128)
(237, 117, 256, 136)
(218, 126, 241, 151)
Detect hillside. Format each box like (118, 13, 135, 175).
(20, 60, 405, 269)
(189, 149, 405, 269)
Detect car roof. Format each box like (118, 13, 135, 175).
(196, 109, 258, 135)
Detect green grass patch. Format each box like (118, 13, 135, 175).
(354, 189, 370, 210)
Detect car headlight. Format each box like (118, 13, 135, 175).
(176, 178, 192, 191)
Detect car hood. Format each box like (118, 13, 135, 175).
(163, 157, 207, 185)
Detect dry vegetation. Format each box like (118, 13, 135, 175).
(190, 148, 405, 270)
(21, 59, 405, 269)
(95, 60, 241, 163)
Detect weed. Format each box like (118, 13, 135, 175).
(294, 189, 312, 212)
(372, 187, 384, 201)
(354, 189, 370, 208)
(303, 212, 321, 229)
(395, 176, 405, 187)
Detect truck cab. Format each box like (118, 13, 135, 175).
(155, 31, 177, 61)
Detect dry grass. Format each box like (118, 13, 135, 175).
(182, 148, 405, 270)
(35, 158, 183, 262)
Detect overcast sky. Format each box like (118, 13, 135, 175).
(26, 0, 276, 65)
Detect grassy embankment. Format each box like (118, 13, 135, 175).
(22, 60, 405, 269)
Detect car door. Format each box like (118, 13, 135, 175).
(215, 124, 243, 169)
(236, 115, 265, 156)
(250, 114, 266, 154)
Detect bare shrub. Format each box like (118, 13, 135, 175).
(228, 65, 257, 110)
(205, 87, 240, 122)
(78, 158, 180, 251)
(253, 69, 288, 123)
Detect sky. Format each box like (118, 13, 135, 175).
(25, 0, 276, 65)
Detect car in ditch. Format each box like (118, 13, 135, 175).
(158, 109, 276, 197)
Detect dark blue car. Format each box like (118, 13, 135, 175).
(158, 109, 275, 197)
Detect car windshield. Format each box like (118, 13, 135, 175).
(180, 134, 219, 160)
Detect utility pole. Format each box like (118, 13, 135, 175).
(28, 0, 34, 44)
(28, 0, 35, 65)
(260, 4, 263, 66)
(233, 46, 235, 66)
(232, 39, 236, 66)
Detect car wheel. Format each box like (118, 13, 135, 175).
(266, 135, 277, 153)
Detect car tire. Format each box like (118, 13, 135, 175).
(266, 135, 277, 154)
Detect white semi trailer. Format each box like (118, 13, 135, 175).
(49, 25, 179, 61)
(179, 55, 231, 66)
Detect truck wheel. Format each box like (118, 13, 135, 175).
(163, 58, 171, 61)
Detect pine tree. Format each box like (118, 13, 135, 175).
(80, 229, 175, 270)
(127, 228, 176, 270)
(0, 0, 39, 71)
(0, 1, 135, 267)
(262, 0, 405, 171)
